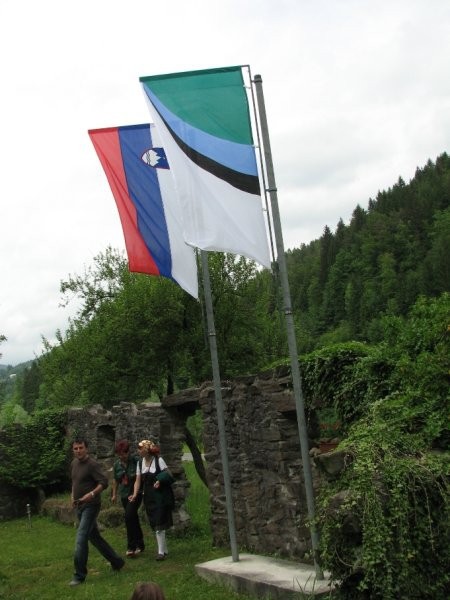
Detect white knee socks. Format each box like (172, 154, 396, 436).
(155, 530, 167, 555)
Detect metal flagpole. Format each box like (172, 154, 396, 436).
(253, 74, 324, 579)
(200, 250, 239, 562)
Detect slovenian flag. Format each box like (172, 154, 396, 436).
(140, 66, 271, 268)
(88, 123, 198, 299)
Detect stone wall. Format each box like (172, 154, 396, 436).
(164, 367, 322, 561)
(65, 401, 191, 531)
(1, 368, 324, 561)
(210, 372, 316, 559)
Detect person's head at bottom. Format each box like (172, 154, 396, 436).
(129, 581, 166, 600)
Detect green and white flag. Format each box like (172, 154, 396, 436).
(140, 66, 271, 268)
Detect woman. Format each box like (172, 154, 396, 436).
(111, 439, 144, 557)
(130, 439, 174, 560)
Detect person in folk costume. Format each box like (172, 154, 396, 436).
(111, 439, 145, 557)
(130, 439, 175, 560)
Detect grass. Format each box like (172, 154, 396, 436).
(0, 462, 254, 600)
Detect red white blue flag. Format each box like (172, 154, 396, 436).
(88, 123, 198, 298)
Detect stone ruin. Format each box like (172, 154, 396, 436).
(0, 367, 344, 560)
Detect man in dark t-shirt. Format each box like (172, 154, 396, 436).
(69, 438, 125, 586)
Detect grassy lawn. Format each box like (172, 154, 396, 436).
(0, 463, 254, 600)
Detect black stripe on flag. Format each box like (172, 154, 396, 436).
(160, 113, 261, 196)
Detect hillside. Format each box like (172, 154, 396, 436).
(285, 152, 450, 350)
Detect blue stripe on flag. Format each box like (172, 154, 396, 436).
(118, 125, 172, 278)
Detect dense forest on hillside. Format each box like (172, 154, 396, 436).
(0, 153, 449, 415)
(286, 152, 450, 347)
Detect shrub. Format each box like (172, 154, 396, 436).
(0, 408, 68, 489)
(316, 294, 450, 599)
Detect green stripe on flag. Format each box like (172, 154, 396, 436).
(140, 66, 253, 145)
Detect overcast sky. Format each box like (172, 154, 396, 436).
(1, 0, 449, 366)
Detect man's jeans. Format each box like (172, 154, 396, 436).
(74, 503, 123, 582)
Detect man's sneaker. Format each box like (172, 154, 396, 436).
(126, 549, 135, 557)
(69, 579, 84, 586)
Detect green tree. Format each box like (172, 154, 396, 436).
(39, 248, 194, 408)
(319, 225, 335, 287)
(378, 252, 398, 312)
(37, 248, 284, 409)
(20, 362, 42, 413)
(321, 250, 353, 328)
(0, 335, 6, 403)
(201, 252, 284, 378)
(424, 207, 450, 293)
(0, 334, 5, 362)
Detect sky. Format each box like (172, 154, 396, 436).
(1, 0, 449, 366)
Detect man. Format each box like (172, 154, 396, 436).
(69, 438, 125, 586)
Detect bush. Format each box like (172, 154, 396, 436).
(0, 408, 68, 489)
(316, 294, 450, 599)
